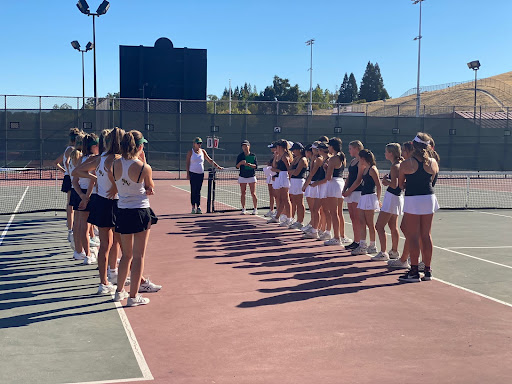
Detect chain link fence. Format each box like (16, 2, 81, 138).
(2, 95, 511, 174)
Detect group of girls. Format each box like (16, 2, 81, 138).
(57, 127, 161, 306)
(263, 132, 440, 283)
(264, 136, 352, 247)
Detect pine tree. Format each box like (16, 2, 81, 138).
(358, 62, 375, 102)
(374, 63, 389, 100)
(337, 73, 350, 103)
(348, 73, 358, 102)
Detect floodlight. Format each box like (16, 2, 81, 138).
(76, 0, 90, 15)
(467, 60, 481, 70)
(85, 42, 94, 51)
(96, 0, 110, 15)
(71, 40, 81, 50)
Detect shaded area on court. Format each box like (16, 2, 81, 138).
(0, 213, 143, 384)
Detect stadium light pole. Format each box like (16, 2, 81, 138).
(306, 39, 315, 115)
(71, 41, 94, 107)
(76, 0, 110, 109)
(412, 0, 424, 118)
(467, 60, 481, 123)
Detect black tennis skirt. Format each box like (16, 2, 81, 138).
(61, 175, 72, 193)
(87, 195, 118, 228)
(69, 188, 93, 211)
(115, 207, 158, 234)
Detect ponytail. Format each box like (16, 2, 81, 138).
(99, 129, 112, 154)
(121, 132, 137, 159)
(68, 127, 80, 145)
(106, 127, 125, 155)
(385, 143, 403, 163)
(82, 133, 99, 156)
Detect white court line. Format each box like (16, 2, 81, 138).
(469, 210, 512, 219)
(0, 186, 29, 246)
(448, 246, 512, 249)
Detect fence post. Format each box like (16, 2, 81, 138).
(178, 100, 182, 178)
(39, 96, 43, 171)
(207, 169, 214, 213)
(76, 97, 80, 130)
(4, 95, 7, 167)
(465, 175, 470, 208)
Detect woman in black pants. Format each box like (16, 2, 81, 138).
(186, 137, 223, 214)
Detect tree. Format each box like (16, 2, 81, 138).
(359, 62, 389, 102)
(337, 73, 350, 103)
(374, 63, 389, 100)
(347, 73, 358, 102)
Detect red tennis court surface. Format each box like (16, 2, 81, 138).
(118, 180, 512, 384)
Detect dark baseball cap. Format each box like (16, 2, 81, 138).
(290, 142, 304, 151)
(241, 140, 250, 146)
(267, 141, 276, 148)
(193, 137, 203, 144)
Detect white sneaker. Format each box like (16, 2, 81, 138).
(340, 237, 353, 245)
(97, 283, 117, 295)
(67, 231, 73, 242)
(301, 224, 312, 233)
(324, 238, 341, 246)
(73, 251, 86, 260)
(114, 290, 129, 302)
(267, 217, 278, 223)
(109, 271, 118, 285)
(251, 208, 258, 215)
(138, 278, 162, 293)
(289, 221, 303, 230)
(387, 258, 410, 269)
(83, 255, 98, 265)
(318, 231, 332, 241)
(93, 227, 99, 237)
(388, 250, 400, 259)
(241, 208, 247, 215)
(351, 245, 368, 255)
(127, 294, 150, 307)
(279, 218, 290, 227)
(303, 231, 319, 239)
(367, 245, 378, 254)
(264, 210, 273, 217)
(89, 237, 100, 248)
(371, 251, 390, 261)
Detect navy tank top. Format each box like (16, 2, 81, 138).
(311, 160, 326, 182)
(347, 160, 363, 192)
(276, 159, 287, 171)
(405, 158, 435, 196)
(386, 166, 401, 196)
(361, 168, 376, 195)
(290, 159, 306, 179)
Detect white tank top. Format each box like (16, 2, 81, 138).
(189, 149, 204, 174)
(68, 155, 79, 182)
(78, 156, 91, 189)
(63, 146, 73, 176)
(115, 158, 150, 209)
(96, 153, 118, 199)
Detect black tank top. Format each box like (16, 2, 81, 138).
(276, 159, 287, 171)
(332, 154, 345, 178)
(347, 160, 363, 192)
(405, 158, 435, 196)
(311, 160, 326, 182)
(386, 166, 401, 196)
(361, 168, 376, 195)
(290, 159, 306, 179)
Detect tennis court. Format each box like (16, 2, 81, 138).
(1, 175, 512, 383)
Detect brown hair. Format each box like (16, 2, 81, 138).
(121, 130, 144, 159)
(349, 140, 364, 151)
(412, 132, 440, 165)
(82, 133, 99, 156)
(318, 135, 329, 143)
(68, 128, 81, 145)
(106, 127, 125, 155)
(385, 143, 403, 162)
(99, 129, 112, 154)
(359, 149, 376, 166)
(69, 132, 85, 165)
(402, 141, 414, 154)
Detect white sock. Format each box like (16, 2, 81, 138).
(360, 240, 367, 247)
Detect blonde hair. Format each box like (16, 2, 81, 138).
(412, 132, 440, 165)
(349, 140, 364, 151)
(121, 130, 144, 159)
(99, 129, 112, 153)
(385, 143, 403, 162)
(69, 132, 85, 166)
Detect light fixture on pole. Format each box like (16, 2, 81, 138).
(306, 39, 315, 116)
(412, 0, 424, 118)
(467, 60, 481, 123)
(76, 0, 110, 108)
(71, 40, 94, 107)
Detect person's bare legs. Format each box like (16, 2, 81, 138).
(388, 214, 399, 253)
(249, 182, 258, 210)
(326, 197, 339, 239)
(109, 232, 121, 271)
(290, 194, 298, 219)
(98, 227, 113, 285)
(66, 191, 73, 231)
(376, 211, 392, 252)
(311, 198, 321, 229)
(279, 188, 291, 217)
(128, 229, 151, 298)
(358, 208, 367, 243)
(337, 198, 346, 238)
(364, 210, 376, 243)
(72, 210, 82, 253)
(402, 213, 421, 265)
(78, 211, 90, 256)
(267, 184, 275, 212)
(419, 214, 434, 268)
(291, 194, 305, 223)
(348, 202, 361, 243)
(239, 183, 247, 209)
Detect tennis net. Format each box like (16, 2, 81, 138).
(0, 167, 67, 215)
(209, 168, 512, 212)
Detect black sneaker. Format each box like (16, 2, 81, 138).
(421, 270, 432, 281)
(345, 242, 359, 250)
(398, 271, 421, 283)
(196, 207, 203, 214)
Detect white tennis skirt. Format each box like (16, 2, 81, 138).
(381, 191, 404, 216)
(273, 172, 290, 190)
(345, 190, 361, 204)
(263, 166, 276, 185)
(304, 185, 316, 198)
(403, 194, 439, 215)
(357, 193, 380, 212)
(238, 176, 257, 184)
(317, 183, 328, 199)
(289, 178, 305, 195)
(326, 177, 345, 198)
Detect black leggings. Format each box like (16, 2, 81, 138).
(189, 171, 204, 207)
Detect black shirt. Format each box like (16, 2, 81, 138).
(236, 152, 257, 178)
(347, 160, 363, 192)
(405, 158, 435, 196)
(361, 168, 376, 195)
(290, 159, 306, 179)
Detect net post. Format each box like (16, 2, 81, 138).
(207, 169, 213, 213)
(465, 175, 470, 209)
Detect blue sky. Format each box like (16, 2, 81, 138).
(1, 0, 510, 100)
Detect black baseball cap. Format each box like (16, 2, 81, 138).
(267, 141, 276, 148)
(290, 142, 304, 151)
(317, 142, 328, 150)
(241, 140, 250, 146)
